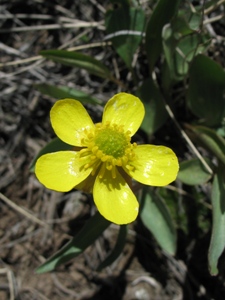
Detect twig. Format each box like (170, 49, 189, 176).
(0, 13, 79, 22)
(0, 229, 42, 249)
(203, 14, 224, 25)
(0, 192, 48, 227)
(164, 104, 213, 175)
(0, 42, 26, 56)
(66, 41, 111, 51)
(0, 55, 41, 67)
(89, 0, 106, 13)
(0, 41, 111, 68)
(204, 0, 225, 15)
(0, 268, 16, 300)
(0, 21, 104, 33)
(7, 269, 15, 300)
(104, 30, 145, 41)
(0, 58, 44, 78)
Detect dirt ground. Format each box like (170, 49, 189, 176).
(1, 1, 225, 299)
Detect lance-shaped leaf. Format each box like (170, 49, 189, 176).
(145, 0, 180, 71)
(105, 5, 145, 68)
(35, 83, 102, 105)
(140, 188, 177, 255)
(208, 167, 225, 275)
(36, 212, 110, 274)
(40, 50, 113, 79)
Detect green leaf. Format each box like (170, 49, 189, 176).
(162, 23, 209, 81)
(105, 6, 145, 68)
(145, 0, 180, 71)
(177, 158, 213, 185)
(35, 83, 102, 105)
(36, 212, 110, 274)
(208, 167, 225, 275)
(97, 225, 127, 271)
(178, 7, 203, 32)
(140, 188, 177, 255)
(187, 55, 225, 126)
(187, 125, 225, 165)
(136, 77, 168, 135)
(40, 50, 113, 79)
(30, 138, 73, 172)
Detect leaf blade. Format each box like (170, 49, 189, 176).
(105, 6, 145, 68)
(35, 83, 102, 105)
(187, 55, 225, 126)
(187, 125, 225, 166)
(140, 188, 177, 255)
(136, 77, 168, 135)
(208, 168, 225, 275)
(40, 50, 113, 79)
(178, 158, 213, 185)
(36, 212, 110, 274)
(145, 0, 180, 71)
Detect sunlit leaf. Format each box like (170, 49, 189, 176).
(136, 77, 168, 135)
(36, 212, 110, 274)
(105, 6, 145, 68)
(35, 83, 102, 105)
(178, 158, 213, 185)
(145, 0, 180, 71)
(187, 55, 225, 126)
(208, 167, 225, 275)
(140, 188, 177, 255)
(40, 50, 113, 79)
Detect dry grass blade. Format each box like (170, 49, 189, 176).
(204, 0, 225, 14)
(0, 268, 16, 300)
(0, 192, 48, 228)
(0, 20, 105, 33)
(164, 103, 213, 175)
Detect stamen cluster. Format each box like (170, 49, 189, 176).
(79, 122, 136, 178)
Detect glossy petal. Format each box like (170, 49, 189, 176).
(50, 99, 95, 146)
(102, 93, 144, 136)
(125, 145, 179, 186)
(35, 151, 92, 192)
(93, 167, 139, 224)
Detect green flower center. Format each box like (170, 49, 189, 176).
(94, 128, 128, 158)
(79, 122, 136, 179)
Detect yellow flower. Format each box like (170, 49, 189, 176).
(35, 93, 179, 225)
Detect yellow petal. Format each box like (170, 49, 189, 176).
(74, 173, 96, 193)
(35, 151, 93, 192)
(102, 93, 144, 136)
(126, 145, 179, 186)
(93, 167, 139, 224)
(50, 99, 95, 146)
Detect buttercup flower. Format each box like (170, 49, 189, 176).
(35, 93, 179, 224)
